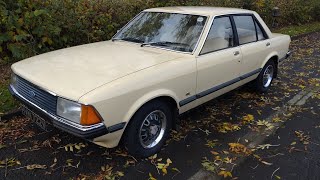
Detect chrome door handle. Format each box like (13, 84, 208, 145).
(266, 42, 271, 46)
(234, 51, 240, 56)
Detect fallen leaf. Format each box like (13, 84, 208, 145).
(242, 114, 254, 123)
(26, 164, 47, 170)
(211, 151, 219, 155)
(291, 142, 297, 146)
(117, 171, 124, 176)
(218, 170, 232, 178)
(172, 167, 180, 172)
(149, 173, 157, 180)
(162, 168, 168, 175)
(261, 161, 273, 166)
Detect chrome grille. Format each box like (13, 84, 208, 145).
(15, 76, 57, 114)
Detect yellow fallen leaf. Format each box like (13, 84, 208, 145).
(243, 114, 254, 123)
(172, 167, 180, 172)
(162, 168, 168, 175)
(223, 151, 229, 154)
(218, 170, 232, 178)
(149, 173, 157, 180)
(211, 151, 219, 155)
(253, 154, 261, 160)
(299, 85, 306, 89)
(117, 171, 124, 176)
(75, 144, 80, 150)
(157, 163, 165, 169)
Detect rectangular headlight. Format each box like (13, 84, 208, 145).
(57, 97, 81, 123)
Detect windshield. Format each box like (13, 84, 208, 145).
(113, 12, 207, 53)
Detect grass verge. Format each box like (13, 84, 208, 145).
(0, 83, 17, 115)
(275, 21, 320, 36)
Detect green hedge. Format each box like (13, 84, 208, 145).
(1, 0, 319, 63)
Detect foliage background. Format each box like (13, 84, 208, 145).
(0, 0, 320, 63)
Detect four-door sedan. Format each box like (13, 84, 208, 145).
(9, 7, 291, 157)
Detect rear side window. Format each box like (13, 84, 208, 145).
(255, 21, 265, 40)
(233, 15, 256, 45)
(200, 16, 234, 55)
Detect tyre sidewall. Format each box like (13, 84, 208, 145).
(256, 60, 276, 92)
(123, 100, 172, 157)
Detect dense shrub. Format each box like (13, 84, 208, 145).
(0, 0, 319, 63)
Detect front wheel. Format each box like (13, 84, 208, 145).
(123, 100, 172, 157)
(255, 60, 276, 92)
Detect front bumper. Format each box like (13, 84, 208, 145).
(9, 85, 125, 140)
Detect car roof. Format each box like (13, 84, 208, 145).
(144, 6, 255, 16)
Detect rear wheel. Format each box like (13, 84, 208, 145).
(255, 60, 276, 92)
(123, 100, 172, 157)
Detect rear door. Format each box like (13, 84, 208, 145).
(195, 16, 242, 104)
(233, 14, 270, 77)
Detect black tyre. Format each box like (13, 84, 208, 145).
(255, 60, 276, 92)
(123, 100, 173, 158)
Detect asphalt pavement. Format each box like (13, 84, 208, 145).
(234, 94, 320, 180)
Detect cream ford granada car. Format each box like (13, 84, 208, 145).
(9, 7, 291, 157)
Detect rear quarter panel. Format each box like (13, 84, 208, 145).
(253, 12, 291, 67)
(260, 33, 291, 68)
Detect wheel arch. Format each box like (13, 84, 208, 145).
(261, 53, 279, 78)
(118, 91, 179, 145)
(122, 90, 179, 130)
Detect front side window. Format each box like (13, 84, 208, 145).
(234, 15, 257, 45)
(114, 12, 207, 53)
(200, 16, 234, 55)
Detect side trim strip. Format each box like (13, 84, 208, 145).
(108, 122, 126, 133)
(179, 95, 197, 107)
(197, 77, 240, 98)
(240, 68, 261, 80)
(179, 68, 261, 107)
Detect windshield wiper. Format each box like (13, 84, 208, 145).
(141, 41, 189, 47)
(112, 37, 144, 44)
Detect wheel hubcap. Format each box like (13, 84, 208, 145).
(262, 65, 274, 88)
(139, 110, 167, 149)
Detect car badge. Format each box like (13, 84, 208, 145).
(29, 90, 36, 98)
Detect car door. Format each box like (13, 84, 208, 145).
(196, 15, 242, 105)
(233, 15, 270, 78)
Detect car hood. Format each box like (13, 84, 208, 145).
(12, 41, 184, 101)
